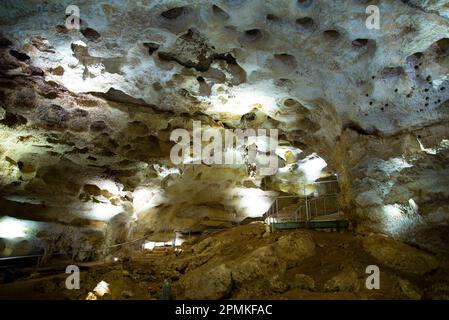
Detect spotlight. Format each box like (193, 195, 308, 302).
(93, 280, 110, 297)
(0, 217, 28, 239)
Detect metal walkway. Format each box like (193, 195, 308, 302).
(266, 179, 349, 231)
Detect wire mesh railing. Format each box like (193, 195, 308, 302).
(266, 179, 341, 224)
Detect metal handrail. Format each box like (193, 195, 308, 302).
(0, 236, 147, 264)
(267, 179, 340, 224)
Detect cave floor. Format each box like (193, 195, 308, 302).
(0, 223, 448, 300)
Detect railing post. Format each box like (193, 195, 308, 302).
(337, 193, 340, 214)
(324, 195, 326, 215)
(36, 256, 40, 272)
(275, 198, 279, 220)
(268, 203, 272, 224)
(295, 198, 298, 222)
(304, 185, 309, 222)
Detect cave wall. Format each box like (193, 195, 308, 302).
(335, 122, 449, 252)
(0, 0, 448, 258)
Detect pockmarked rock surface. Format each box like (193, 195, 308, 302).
(0, 0, 448, 299)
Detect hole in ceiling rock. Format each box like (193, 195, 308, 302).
(296, 17, 315, 30)
(9, 49, 30, 61)
(80, 28, 101, 41)
(161, 7, 188, 19)
(323, 29, 341, 40)
(381, 66, 405, 78)
(351, 38, 368, 48)
(243, 29, 263, 42)
(0, 37, 13, 48)
(266, 14, 280, 22)
(297, 0, 313, 9)
(143, 42, 160, 55)
(0, 112, 28, 127)
(273, 53, 297, 68)
(433, 38, 449, 56)
(212, 5, 230, 20)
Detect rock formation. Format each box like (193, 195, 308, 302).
(0, 0, 448, 300)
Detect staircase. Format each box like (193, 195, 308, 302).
(131, 247, 175, 263)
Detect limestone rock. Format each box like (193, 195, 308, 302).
(0, 0, 449, 283)
(268, 274, 288, 293)
(48, 66, 64, 75)
(397, 278, 422, 300)
(324, 267, 360, 292)
(291, 274, 315, 291)
(182, 264, 233, 300)
(427, 281, 449, 300)
(81, 28, 101, 41)
(231, 245, 286, 285)
(273, 232, 316, 267)
(86, 292, 97, 300)
(121, 290, 134, 299)
(363, 234, 439, 275)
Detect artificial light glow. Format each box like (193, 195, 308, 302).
(417, 138, 437, 155)
(133, 187, 165, 215)
(153, 164, 180, 178)
(408, 198, 418, 212)
(383, 204, 402, 218)
(85, 179, 123, 195)
(381, 204, 406, 235)
(143, 241, 156, 250)
(87, 203, 123, 221)
(381, 202, 423, 236)
(297, 154, 327, 183)
(370, 157, 413, 175)
(0, 217, 28, 239)
(73, 40, 87, 48)
(143, 238, 184, 250)
(207, 83, 279, 119)
(416, 138, 449, 155)
(93, 281, 110, 297)
(50, 41, 126, 94)
(228, 187, 277, 218)
(275, 146, 302, 163)
(431, 75, 448, 88)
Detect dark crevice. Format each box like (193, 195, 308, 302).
(343, 121, 380, 136)
(0, 112, 28, 127)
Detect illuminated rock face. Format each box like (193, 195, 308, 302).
(336, 124, 449, 252)
(0, 1, 448, 257)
